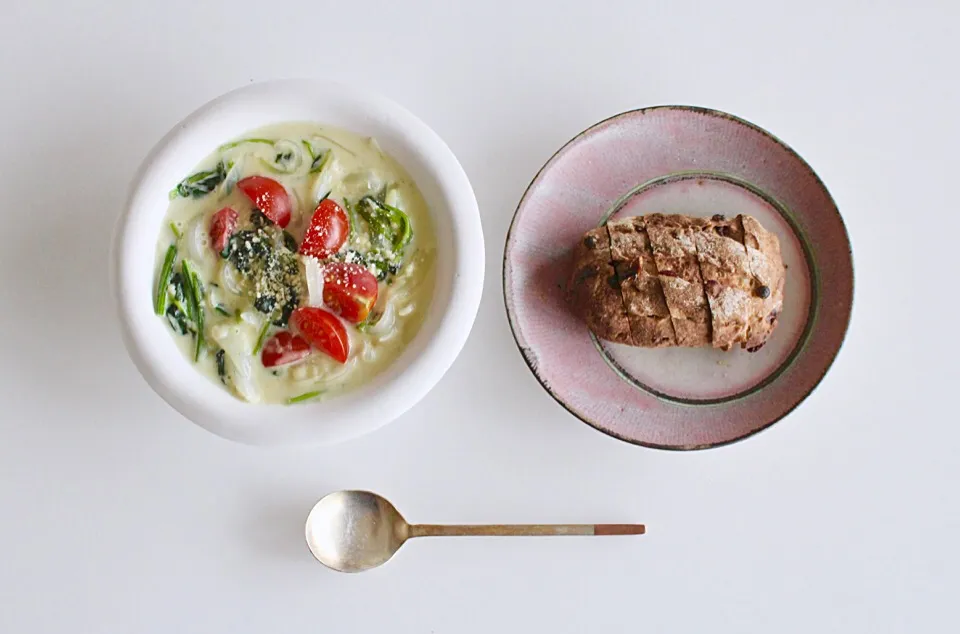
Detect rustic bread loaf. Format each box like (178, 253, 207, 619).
(567, 214, 786, 351)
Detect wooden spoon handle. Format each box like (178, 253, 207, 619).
(409, 523, 645, 538)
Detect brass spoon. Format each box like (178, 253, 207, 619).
(304, 490, 645, 572)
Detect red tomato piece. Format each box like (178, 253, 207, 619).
(260, 331, 312, 368)
(290, 307, 349, 364)
(299, 198, 349, 259)
(209, 207, 239, 254)
(322, 262, 379, 323)
(237, 176, 292, 228)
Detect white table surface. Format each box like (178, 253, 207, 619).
(2, 1, 957, 632)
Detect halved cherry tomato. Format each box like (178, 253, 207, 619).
(299, 198, 349, 259)
(237, 176, 292, 228)
(209, 207, 239, 254)
(290, 307, 349, 364)
(322, 262, 379, 323)
(260, 331, 312, 368)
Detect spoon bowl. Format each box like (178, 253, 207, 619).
(305, 490, 409, 572)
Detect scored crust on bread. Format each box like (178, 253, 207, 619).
(566, 227, 633, 345)
(606, 217, 677, 347)
(644, 215, 712, 347)
(693, 215, 755, 350)
(567, 213, 786, 351)
(740, 215, 785, 350)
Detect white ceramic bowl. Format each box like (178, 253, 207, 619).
(111, 80, 484, 446)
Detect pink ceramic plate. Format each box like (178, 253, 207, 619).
(503, 107, 853, 449)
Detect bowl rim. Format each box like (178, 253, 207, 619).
(111, 79, 484, 446)
(502, 104, 854, 450)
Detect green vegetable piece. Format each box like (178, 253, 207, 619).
(382, 201, 413, 251)
(251, 141, 301, 174)
(180, 261, 205, 361)
(282, 231, 299, 253)
(169, 161, 227, 200)
(252, 317, 272, 355)
(217, 138, 275, 152)
(355, 196, 413, 253)
(169, 222, 182, 240)
(165, 303, 189, 335)
(356, 310, 383, 333)
(154, 245, 177, 315)
(179, 262, 196, 323)
(355, 197, 389, 247)
(215, 349, 227, 384)
(215, 305, 231, 317)
(287, 391, 323, 404)
(343, 198, 359, 242)
(169, 290, 190, 323)
(310, 149, 331, 174)
(221, 160, 240, 195)
(191, 271, 204, 361)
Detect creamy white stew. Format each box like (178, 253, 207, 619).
(153, 122, 435, 404)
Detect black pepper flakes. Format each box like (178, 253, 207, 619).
(755, 285, 771, 299)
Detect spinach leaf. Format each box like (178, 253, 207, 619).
(355, 196, 414, 254)
(154, 244, 177, 315)
(165, 303, 189, 335)
(215, 349, 227, 383)
(169, 161, 227, 200)
(272, 289, 298, 328)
